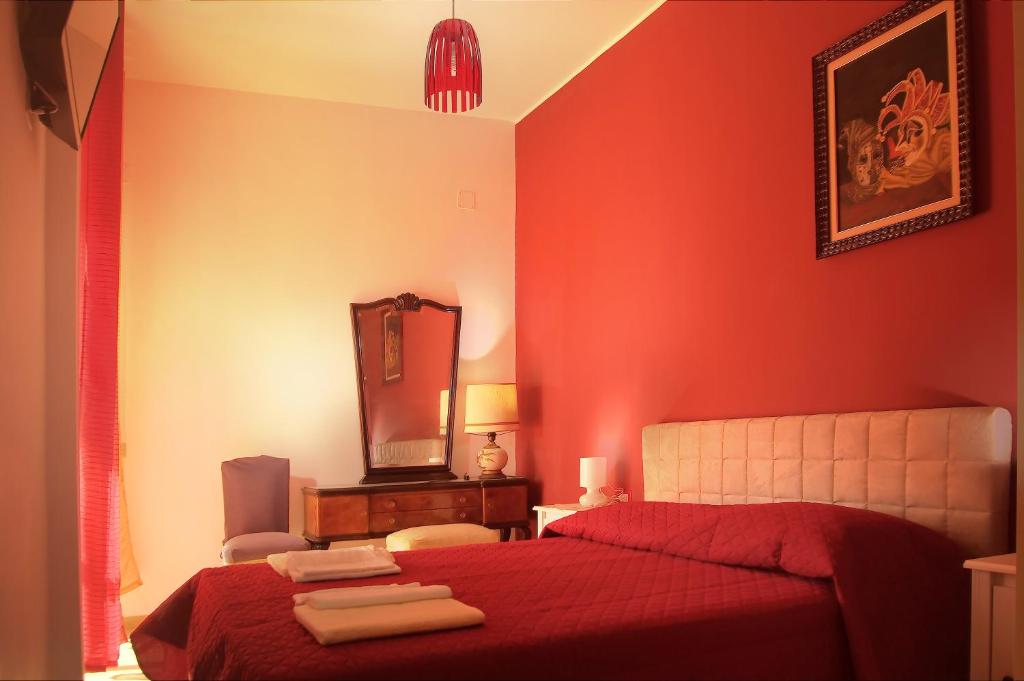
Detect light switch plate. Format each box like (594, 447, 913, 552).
(457, 190, 477, 210)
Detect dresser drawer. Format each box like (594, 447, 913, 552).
(483, 486, 528, 524)
(305, 493, 369, 538)
(370, 489, 481, 513)
(370, 507, 482, 533)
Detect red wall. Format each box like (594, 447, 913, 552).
(515, 0, 1017, 504)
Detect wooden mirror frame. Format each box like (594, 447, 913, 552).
(351, 292, 461, 484)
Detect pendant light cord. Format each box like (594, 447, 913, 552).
(452, 0, 455, 19)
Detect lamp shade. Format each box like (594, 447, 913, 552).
(424, 17, 482, 113)
(464, 383, 518, 434)
(580, 457, 607, 489)
(439, 389, 450, 436)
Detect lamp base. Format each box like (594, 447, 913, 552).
(579, 487, 607, 508)
(477, 436, 509, 476)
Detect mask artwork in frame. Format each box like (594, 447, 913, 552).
(812, 0, 972, 258)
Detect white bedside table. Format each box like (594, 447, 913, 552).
(533, 503, 585, 536)
(964, 553, 1017, 681)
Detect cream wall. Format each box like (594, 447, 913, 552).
(0, 3, 82, 678)
(119, 79, 516, 615)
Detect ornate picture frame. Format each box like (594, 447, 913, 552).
(382, 307, 403, 384)
(812, 0, 972, 258)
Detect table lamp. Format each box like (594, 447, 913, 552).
(579, 457, 608, 507)
(464, 383, 518, 477)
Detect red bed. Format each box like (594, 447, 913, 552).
(133, 502, 968, 680)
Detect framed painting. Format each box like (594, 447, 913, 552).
(812, 0, 971, 258)
(382, 308, 403, 384)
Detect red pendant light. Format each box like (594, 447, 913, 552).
(424, 0, 482, 113)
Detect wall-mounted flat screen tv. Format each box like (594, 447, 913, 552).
(18, 0, 120, 150)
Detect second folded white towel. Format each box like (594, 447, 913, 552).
(268, 545, 401, 583)
(294, 582, 452, 610)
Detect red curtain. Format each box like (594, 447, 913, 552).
(78, 22, 125, 672)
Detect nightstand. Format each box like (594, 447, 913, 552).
(964, 553, 1017, 681)
(533, 503, 585, 536)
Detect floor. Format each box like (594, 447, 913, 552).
(83, 642, 145, 681)
(83, 617, 147, 681)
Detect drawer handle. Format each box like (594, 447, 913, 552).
(458, 512, 466, 520)
(386, 500, 397, 509)
(458, 496, 466, 503)
(387, 518, 396, 526)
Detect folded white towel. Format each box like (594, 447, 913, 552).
(267, 545, 400, 583)
(292, 582, 420, 607)
(294, 583, 453, 610)
(286, 545, 395, 571)
(267, 552, 291, 578)
(294, 598, 485, 646)
(291, 563, 401, 584)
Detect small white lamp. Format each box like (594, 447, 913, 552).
(465, 383, 518, 477)
(579, 457, 608, 507)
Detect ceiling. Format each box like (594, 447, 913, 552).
(124, 0, 663, 123)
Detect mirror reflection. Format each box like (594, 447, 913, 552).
(353, 295, 460, 482)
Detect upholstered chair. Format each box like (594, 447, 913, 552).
(221, 455, 309, 564)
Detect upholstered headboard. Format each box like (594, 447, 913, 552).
(642, 406, 1012, 557)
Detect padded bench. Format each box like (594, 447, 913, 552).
(385, 523, 500, 552)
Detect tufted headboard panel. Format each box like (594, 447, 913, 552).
(642, 406, 1012, 557)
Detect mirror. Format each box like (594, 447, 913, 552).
(352, 293, 461, 484)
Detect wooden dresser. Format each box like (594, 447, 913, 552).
(303, 476, 530, 548)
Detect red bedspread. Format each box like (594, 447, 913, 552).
(544, 502, 969, 680)
(133, 502, 967, 681)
